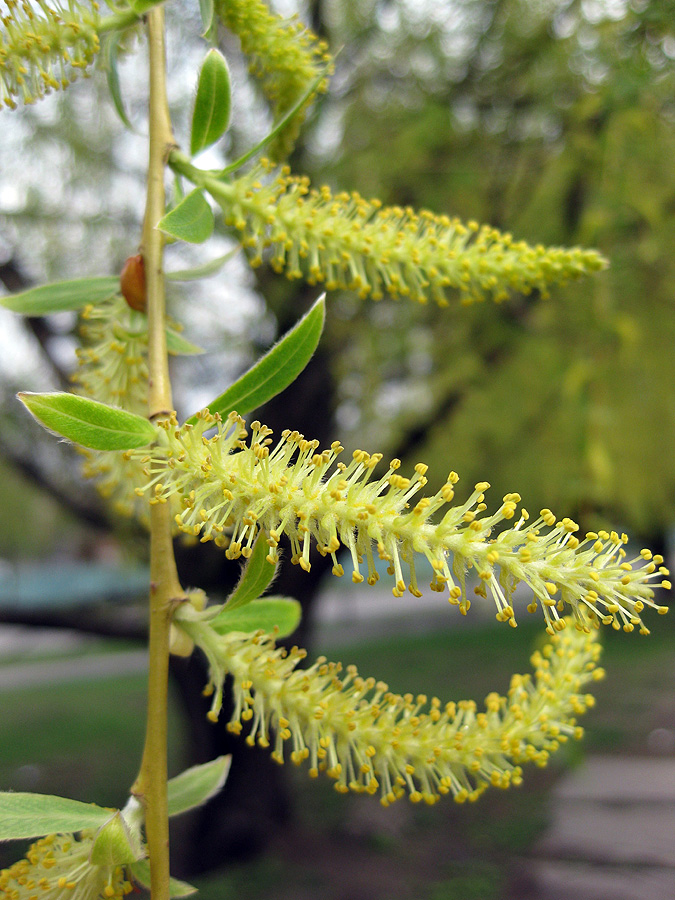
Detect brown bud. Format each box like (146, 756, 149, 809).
(120, 254, 147, 312)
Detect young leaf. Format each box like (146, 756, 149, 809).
(186, 293, 325, 424)
(158, 189, 215, 244)
(190, 49, 232, 157)
(0, 277, 118, 315)
(198, 0, 216, 39)
(105, 34, 136, 133)
(165, 248, 238, 281)
(0, 793, 113, 841)
(18, 392, 157, 451)
(219, 71, 326, 178)
(130, 861, 197, 898)
(90, 812, 142, 867)
(166, 328, 205, 356)
(224, 533, 277, 612)
(166, 756, 232, 819)
(211, 597, 301, 638)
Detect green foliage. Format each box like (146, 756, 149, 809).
(159, 189, 215, 244)
(187, 293, 325, 422)
(0, 277, 119, 315)
(129, 861, 197, 898)
(210, 597, 301, 637)
(190, 49, 232, 157)
(0, 793, 112, 841)
(17, 392, 157, 451)
(166, 757, 232, 818)
(223, 533, 277, 611)
(89, 813, 142, 867)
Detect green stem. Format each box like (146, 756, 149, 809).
(131, 9, 183, 900)
(98, 8, 145, 34)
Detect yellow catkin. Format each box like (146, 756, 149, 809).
(135, 410, 669, 634)
(214, 0, 332, 160)
(210, 161, 607, 305)
(0, 0, 100, 109)
(177, 614, 603, 806)
(0, 832, 133, 900)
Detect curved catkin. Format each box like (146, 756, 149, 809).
(135, 410, 670, 635)
(0, 0, 100, 109)
(177, 616, 605, 806)
(209, 160, 607, 306)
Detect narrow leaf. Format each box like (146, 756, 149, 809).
(130, 861, 197, 898)
(165, 248, 238, 281)
(190, 49, 232, 157)
(18, 392, 157, 451)
(166, 328, 205, 356)
(167, 756, 232, 819)
(105, 35, 135, 133)
(1, 277, 118, 316)
(0, 793, 112, 841)
(198, 0, 216, 39)
(212, 597, 301, 638)
(186, 294, 325, 423)
(158, 190, 215, 244)
(225, 533, 277, 612)
(220, 72, 326, 177)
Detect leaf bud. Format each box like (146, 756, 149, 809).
(120, 255, 147, 312)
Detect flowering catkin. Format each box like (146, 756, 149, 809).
(208, 161, 606, 306)
(0, 831, 133, 900)
(72, 296, 151, 518)
(0, 0, 100, 109)
(133, 410, 670, 634)
(176, 615, 604, 805)
(215, 0, 331, 160)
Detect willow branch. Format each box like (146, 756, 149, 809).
(130, 9, 183, 900)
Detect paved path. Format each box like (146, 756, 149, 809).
(0, 650, 148, 691)
(525, 756, 675, 900)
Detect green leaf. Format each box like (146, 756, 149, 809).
(220, 72, 326, 177)
(165, 248, 238, 281)
(167, 756, 232, 819)
(18, 392, 157, 451)
(212, 597, 301, 638)
(130, 861, 197, 898)
(0, 792, 113, 841)
(105, 35, 135, 133)
(190, 49, 232, 157)
(166, 328, 205, 356)
(198, 0, 216, 39)
(187, 294, 325, 423)
(90, 812, 142, 867)
(0, 277, 118, 315)
(158, 190, 215, 244)
(225, 533, 277, 612)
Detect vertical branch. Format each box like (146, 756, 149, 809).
(143, 5, 174, 420)
(131, 8, 183, 900)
